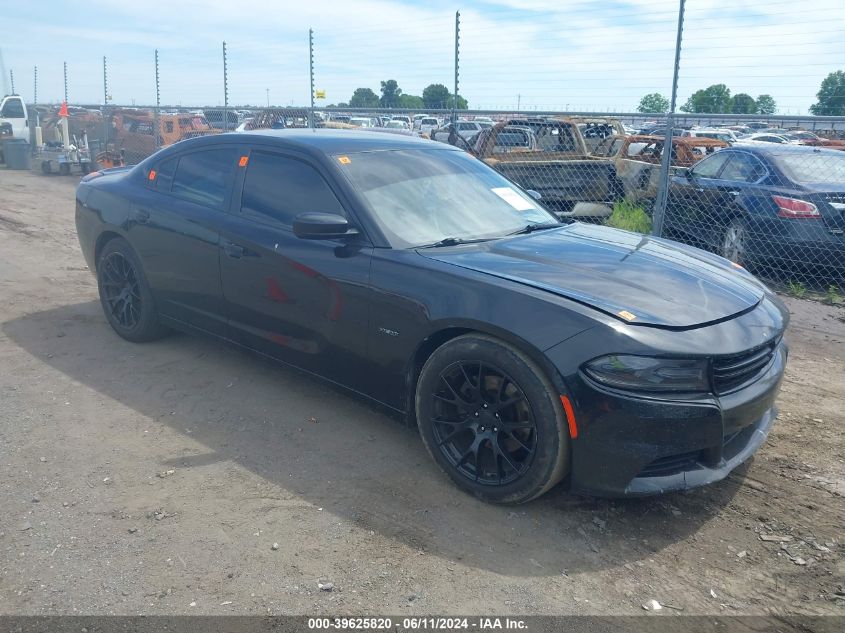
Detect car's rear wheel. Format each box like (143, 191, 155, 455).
(97, 237, 167, 342)
(416, 334, 569, 504)
(721, 217, 747, 265)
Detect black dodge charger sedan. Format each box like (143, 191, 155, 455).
(75, 130, 788, 504)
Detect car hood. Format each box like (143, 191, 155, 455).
(421, 223, 765, 328)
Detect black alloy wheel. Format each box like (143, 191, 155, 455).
(432, 361, 537, 486)
(96, 237, 167, 342)
(416, 334, 569, 504)
(100, 251, 142, 330)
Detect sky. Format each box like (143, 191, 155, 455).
(2, 0, 843, 114)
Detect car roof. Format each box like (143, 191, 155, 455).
(178, 128, 450, 154)
(727, 142, 843, 157)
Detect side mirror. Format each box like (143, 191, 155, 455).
(526, 189, 542, 201)
(293, 212, 359, 240)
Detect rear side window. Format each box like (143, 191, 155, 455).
(240, 152, 344, 227)
(1, 98, 25, 118)
(171, 148, 238, 210)
(151, 156, 178, 191)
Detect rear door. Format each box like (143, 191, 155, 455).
(130, 145, 240, 336)
(218, 148, 374, 391)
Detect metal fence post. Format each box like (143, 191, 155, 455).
(453, 10, 460, 123)
(154, 50, 160, 150)
(33, 66, 37, 106)
(103, 56, 109, 152)
(63, 61, 68, 104)
(309, 29, 315, 128)
(9, 69, 14, 94)
(222, 41, 229, 132)
(651, 0, 686, 238)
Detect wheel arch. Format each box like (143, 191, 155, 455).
(94, 230, 126, 266)
(404, 321, 570, 425)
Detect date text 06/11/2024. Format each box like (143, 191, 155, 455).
(307, 617, 529, 630)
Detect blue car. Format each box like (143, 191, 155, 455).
(663, 144, 845, 283)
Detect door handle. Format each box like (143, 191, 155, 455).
(223, 241, 245, 258)
(694, 187, 704, 193)
(726, 190, 740, 196)
(130, 208, 150, 224)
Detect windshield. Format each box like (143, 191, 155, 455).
(775, 153, 845, 184)
(338, 149, 558, 248)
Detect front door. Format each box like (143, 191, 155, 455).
(218, 149, 374, 393)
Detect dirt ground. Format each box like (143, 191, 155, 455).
(0, 167, 843, 617)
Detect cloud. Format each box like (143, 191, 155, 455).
(2, 0, 842, 113)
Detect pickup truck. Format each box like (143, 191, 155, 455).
(471, 118, 622, 220)
(0, 95, 29, 162)
(593, 134, 728, 208)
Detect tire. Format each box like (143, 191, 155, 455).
(59, 162, 70, 176)
(721, 217, 747, 265)
(96, 237, 167, 342)
(41, 160, 52, 174)
(80, 162, 91, 175)
(416, 334, 570, 504)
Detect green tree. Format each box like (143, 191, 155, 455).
(454, 94, 468, 109)
(379, 79, 402, 108)
(422, 84, 451, 109)
(809, 71, 845, 116)
(681, 84, 732, 113)
(349, 87, 379, 108)
(637, 93, 670, 114)
(398, 94, 424, 109)
(731, 93, 758, 114)
(755, 94, 777, 115)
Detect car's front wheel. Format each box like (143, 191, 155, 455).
(721, 217, 748, 265)
(96, 237, 167, 342)
(416, 334, 570, 504)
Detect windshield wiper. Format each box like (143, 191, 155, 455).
(417, 236, 496, 249)
(506, 222, 560, 236)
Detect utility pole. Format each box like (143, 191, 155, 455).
(453, 10, 460, 124)
(266, 88, 270, 107)
(309, 29, 315, 128)
(651, 0, 686, 237)
(517, 94, 521, 111)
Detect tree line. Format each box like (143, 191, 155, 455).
(327, 80, 468, 110)
(636, 71, 845, 116)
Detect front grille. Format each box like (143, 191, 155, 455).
(712, 340, 778, 394)
(638, 450, 702, 478)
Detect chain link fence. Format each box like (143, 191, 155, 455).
(12, 0, 845, 297)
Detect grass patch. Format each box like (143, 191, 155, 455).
(787, 280, 807, 299)
(824, 285, 842, 305)
(606, 200, 652, 234)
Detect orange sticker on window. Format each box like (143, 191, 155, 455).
(148, 169, 157, 181)
(239, 156, 249, 167)
(337, 156, 351, 165)
(618, 310, 637, 321)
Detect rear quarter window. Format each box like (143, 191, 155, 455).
(1, 98, 25, 118)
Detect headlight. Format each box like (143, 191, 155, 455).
(584, 355, 710, 393)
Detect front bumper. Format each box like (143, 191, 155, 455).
(564, 343, 786, 497)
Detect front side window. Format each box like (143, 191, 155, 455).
(719, 154, 766, 183)
(240, 152, 345, 227)
(171, 148, 238, 210)
(691, 152, 731, 179)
